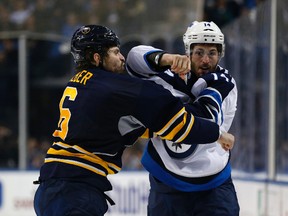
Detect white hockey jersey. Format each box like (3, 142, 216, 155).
(126, 45, 238, 192)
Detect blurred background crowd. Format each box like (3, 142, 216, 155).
(0, 0, 263, 34)
(1, 0, 282, 172)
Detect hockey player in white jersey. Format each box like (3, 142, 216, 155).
(126, 21, 239, 216)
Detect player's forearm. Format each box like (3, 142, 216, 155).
(178, 115, 220, 144)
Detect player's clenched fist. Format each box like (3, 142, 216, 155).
(217, 131, 235, 151)
(161, 53, 191, 75)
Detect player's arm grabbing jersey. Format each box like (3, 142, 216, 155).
(126, 45, 238, 192)
(190, 65, 237, 131)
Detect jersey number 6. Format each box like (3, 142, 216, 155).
(53, 87, 78, 140)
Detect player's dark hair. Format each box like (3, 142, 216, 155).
(75, 47, 109, 71)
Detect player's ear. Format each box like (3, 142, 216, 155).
(93, 53, 101, 66)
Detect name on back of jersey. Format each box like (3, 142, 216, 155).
(70, 70, 93, 85)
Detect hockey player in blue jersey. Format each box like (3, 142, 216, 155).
(126, 21, 240, 215)
(33, 24, 235, 216)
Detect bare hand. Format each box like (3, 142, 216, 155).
(217, 131, 235, 151)
(161, 54, 191, 75)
